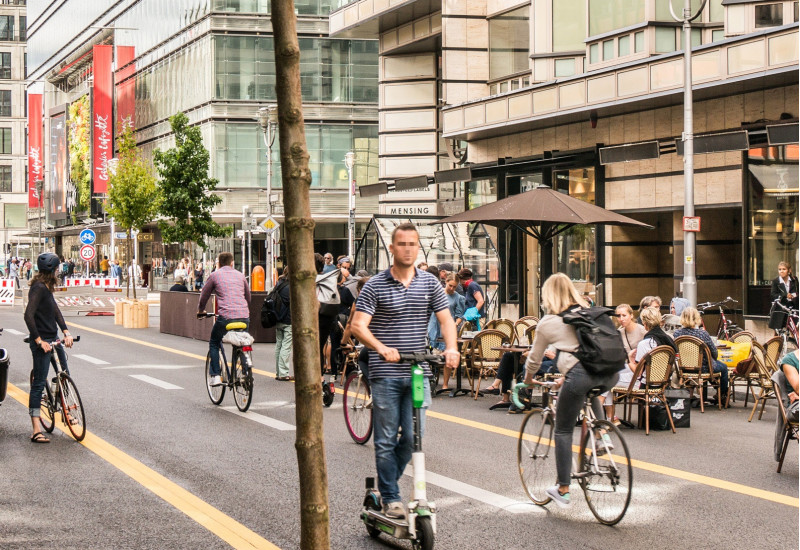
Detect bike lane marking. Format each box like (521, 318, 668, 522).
(221, 406, 296, 431)
(72, 353, 110, 365)
(5, 382, 281, 550)
(65, 321, 799, 509)
(129, 374, 183, 390)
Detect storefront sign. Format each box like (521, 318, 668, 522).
(27, 94, 43, 208)
(92, 45, 113, 194)
(378, 202, 437, 216)
(115, 46, 136, 131)
(137, 232, 154, 241)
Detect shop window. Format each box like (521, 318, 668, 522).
(489, 6, 530, 80)
(467, 177, 498, 210)
(746, 145, 799, 315)
(755, 3, 783, 28)
(554, 168, 598, 297)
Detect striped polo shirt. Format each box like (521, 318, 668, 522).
(356, 267, 449, 379)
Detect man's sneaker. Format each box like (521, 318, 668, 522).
(383, 501, 406, 520)
(545, 486, 571, 508)
(209, 375, 223, 387)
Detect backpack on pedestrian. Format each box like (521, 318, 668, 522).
(558, 306, 627, 376)
(316, 268, 341, 317)
(260, 279, 288, 328)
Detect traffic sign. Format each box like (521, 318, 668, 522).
(79, 245, 96, 262)
(259, 216, 279, 234)
(79, 228, 96, 245)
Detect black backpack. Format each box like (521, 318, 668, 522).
(559, 306, 627, 376)
(260, 280, 287, 329)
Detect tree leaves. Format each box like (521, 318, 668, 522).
(153, 112, 230, 250)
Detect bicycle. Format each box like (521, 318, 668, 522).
(770, 299, 799, 353)
(697, 297, 742, 340)
(198, 313, 254, 412)
(28, 336, 86, 442)
(343, 345, 372, 444)
(513, 380, 632, 526)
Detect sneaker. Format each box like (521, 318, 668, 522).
(383, 501, 406, 519)
(545, 486, 571, 508)
(611, 416, 622, 427)
(209, 375, 223, 387)
(596, 433, 614, 454)
(507, 404, 523, 414)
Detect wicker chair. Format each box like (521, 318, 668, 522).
(524, 324, 537, 347)
(465, 329, 509, 399)
(612, 345, 677, 435)
(764, 336, 785, 372)
(513, 317, 539, 345)
(771, 370, 799, 473)
(675, 335, 723, 412)
(747, 342, 776, 422)
(729, 331, 756, 344)
(485, 319, 514, 342)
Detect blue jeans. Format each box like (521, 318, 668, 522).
(705, 359, 729, 395)
(28, 341, 69, 417)
(371, 377, 432, 504)
(208, 317, 249, 377)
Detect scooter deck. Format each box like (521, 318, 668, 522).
(362, 509, 412, 539)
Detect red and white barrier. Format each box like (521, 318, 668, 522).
(0, 278, 15, 306)
(65, 277, 120, 288)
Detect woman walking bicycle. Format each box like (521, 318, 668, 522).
(24, 253, 74, 443)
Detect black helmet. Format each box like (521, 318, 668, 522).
(37, 253, 60, 274)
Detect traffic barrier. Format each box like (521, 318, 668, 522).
(0, 279, 14, 306)
(64, 277, 120, 288)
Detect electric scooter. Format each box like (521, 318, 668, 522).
(360, 352, 443, 550)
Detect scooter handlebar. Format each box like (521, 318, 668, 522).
(397, 352, 445, 367)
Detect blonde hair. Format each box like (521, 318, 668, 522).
(680, 306, 702, 328)
(615, 303, 634, 317)
(639, 307, 662, 330)
(541, 272, 588, 314)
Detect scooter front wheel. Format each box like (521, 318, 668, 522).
(412, 516, 434, 550)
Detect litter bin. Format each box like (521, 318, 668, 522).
(665, 388, 691, 428)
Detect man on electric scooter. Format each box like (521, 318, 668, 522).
(352, 222, 460, 520)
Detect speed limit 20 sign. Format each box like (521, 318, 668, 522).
(79, 245, 96, 262)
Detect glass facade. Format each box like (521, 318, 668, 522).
(4, 202, 24, 227)
(214, 36, 378, 103)
(214, 122, 378, 189)
(211, 0, 333, 16)
(488, 6, 530, 80)
(655, 0, 703, 21)
(553, 0, 585, 52)
(554, 168, 597, 295)
(589, 0, 644, 36)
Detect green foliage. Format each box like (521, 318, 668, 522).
(68, 96, 91, 220)
(153, 112, 229, 250)
(106, 124, 162, 236)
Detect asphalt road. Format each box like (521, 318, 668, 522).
(0, 305, 796, 549)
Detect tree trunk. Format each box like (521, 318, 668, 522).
(272, 1, 329, 548)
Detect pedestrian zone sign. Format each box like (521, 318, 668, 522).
(260, 216, 279, 234)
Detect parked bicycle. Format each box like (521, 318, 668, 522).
(28, 336, 85, 441)
(342, 345, 372, 444)
(697, 297, 742, 340)
(513, 380, 632, 526)
(770, 299, 799, 353)
(198, 313, 254, 412)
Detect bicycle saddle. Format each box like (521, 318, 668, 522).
(586, 386, 605, 399)
(226, 322, 248, 331)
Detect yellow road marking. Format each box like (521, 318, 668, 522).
(66, 321, 799, 508)
(7, 383, 280, 549)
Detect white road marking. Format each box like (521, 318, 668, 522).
(129, 374, 183, 390)
(103, 364, 195, 370)
(402, 466, 542, 514)
(73, 354, 110, 365)
(4, 328, 24, 335)
(221, 407, 296, 431)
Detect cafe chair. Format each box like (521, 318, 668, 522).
(675, 336, 723, 412)
(513, 317, 538, 345)
(747, 342, 777, 422)
(612, 345, 676, 435)
(771, 370, 798, 473)
(524, 324, 537, 347)
(485, 319, 514, 342)
(465, 329, 509, 399)
(763, 336, 784, 372)
(729, 331, 756, 344)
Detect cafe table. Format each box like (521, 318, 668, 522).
(436, 334, 476, 397)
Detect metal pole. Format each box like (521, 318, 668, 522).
(265, 118, 274, 290)
(110, 217, 116, 262)
(346, 155, 355, 259)
(241, 206, 247, 275)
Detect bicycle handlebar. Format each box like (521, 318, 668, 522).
(197, 312, 215, 319)
(397, 352, 446, 366)
(698, 297, 739, 310)
(511, 380, 558, 409)
(772, 299, 800, 316)
(23, 335, 80, 344)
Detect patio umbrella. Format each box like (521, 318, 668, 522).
(433, 185, 651, 242)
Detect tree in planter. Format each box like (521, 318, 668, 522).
(106, 125, 161, 299)
(272, 1, 330, 547)
(153, 112, 229, 253)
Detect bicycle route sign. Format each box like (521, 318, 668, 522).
(79, 245, 96, 262)
(79, 228, 96, 245)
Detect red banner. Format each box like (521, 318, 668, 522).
(92, 45, 113, 194)
(27, 93, 43, 208)
(115, 45, 136, 133)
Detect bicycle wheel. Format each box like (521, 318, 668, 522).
(205, 351, 225, 405)
(517, 408, 554, 505)
(58, 375, 86, 442)
(232, 350, 253, 413)
(343, 371, 373, 444)
(577, 420, 632, 525)
(32, 370, 55, 433)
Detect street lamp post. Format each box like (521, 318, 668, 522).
(344, 151, 356, 259)
(257, 105, 278, 290)
(36, 179, 44, 257)
(670, 0, 706, 307)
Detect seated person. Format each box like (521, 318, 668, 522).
(780, 350, 799, 423)
(604, 307, 674, 424)
(673, 306, 729, 405)
(483, 347, 557, 410)
(169, 276, 189, 292)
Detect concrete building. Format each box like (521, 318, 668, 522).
(26, 0, 379, 278)
(330, 0, 799, 331)
(0, 0, 30, 262)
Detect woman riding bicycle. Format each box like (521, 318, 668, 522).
(522, 272, 618, 508)
(24, 253, 74, 443)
